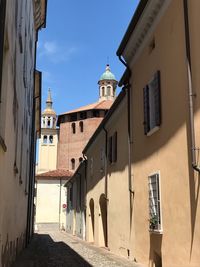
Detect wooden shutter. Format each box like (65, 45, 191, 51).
(153, 71, 161, 127)
(0, 0, 6, 100)
(108, 136, 112, 163)
(113, 131, 117, 162)
(143, 85, 150, 135)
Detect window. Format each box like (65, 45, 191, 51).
(108, 131, 117, 164)
(47, 117, 51, 128)
(80, 111, 87, 120)
(71, 158, 75, 170)
(107, 86, 111, 96)
(102, 86, 105, 96)
(49, 135, 53, 144)
(70, 113, 77, 122)
(43, 135, 47, 144)
(79, 121, 83, 132)
(148, 173, 162, 231)
(108, 136, 112, 163)
(79, 157, 83, 163)
(143, 71, 161, 136)
(71, 122, 76, 134)
(93, 110, 99, 117)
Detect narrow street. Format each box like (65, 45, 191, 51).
(11, 231, 144, 267)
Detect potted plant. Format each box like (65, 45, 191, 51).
(149, 214, 158, 230)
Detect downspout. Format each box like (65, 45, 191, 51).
(102, 126, 108, 200)
(59, 178, 62, 230)
(118, 56, 134, 225)
(183, 0, 200, 173)
(83, 154, 87, 240)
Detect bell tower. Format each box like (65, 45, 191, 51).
(37, 89, 58, 174)
(98, 64, 118, 102)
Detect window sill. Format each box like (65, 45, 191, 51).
(147, 126, 160, 136)
(0, 135, 7, 152)
(149, 229, 163, 235)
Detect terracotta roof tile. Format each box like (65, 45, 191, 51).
(60, 100, 113, 115)
(36, 169, 73, 180)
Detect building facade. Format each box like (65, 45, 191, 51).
(35, 169, 72, 231)
(117, 0, 200, 266)
(57, 65, 117, 172)
(0, 0, 47, 266)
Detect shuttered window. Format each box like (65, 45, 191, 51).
(148, 173, 162, 231)
(108, 136, 112, 163)
(113, 131, 117, 163)
(108, 132, 117, 164)
(143, 71, 161, 135)
(0, 0, 6, 101)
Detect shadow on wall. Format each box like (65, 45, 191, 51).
(1, 233, 25, 267)
(11, 234, 93, 267)
(149, 234, 162, 267)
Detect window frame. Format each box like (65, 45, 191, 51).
(143, 71, 161, 136)
(148, 171, 163, 233)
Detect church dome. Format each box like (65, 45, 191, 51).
(42, 89, 56, 116)
(42, 108, 56, 116)
(99, 64, 116, 81)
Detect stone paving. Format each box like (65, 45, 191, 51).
(12, 230, 146, 267)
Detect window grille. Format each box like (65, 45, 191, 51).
(148, 173, 162, 231)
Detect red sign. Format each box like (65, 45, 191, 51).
(62, 203, 67, 209)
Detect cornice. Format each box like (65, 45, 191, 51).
(123, 0, 171, 65)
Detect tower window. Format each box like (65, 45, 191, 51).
(47, 117, 51, 128)
(102, 87, 105, 96)
(107, 86, 111, 96)
(49, 135, 53, 144)
(71, 122, 76, 134)
(79, 121, 83, 132)
(43, 135, 47, 144)
(93, 110, 99, 117)
(71, 158, 75, 170)
(79, 157, 83, 163)
(80, 112, 87, 120)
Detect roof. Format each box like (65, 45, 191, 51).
(116, 0, 148, 56)
(59, 100, 113, 116)
(83, 89, 126, 154)
(36, 169, 73, 180)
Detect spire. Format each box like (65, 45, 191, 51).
(46, 88, 53, 109)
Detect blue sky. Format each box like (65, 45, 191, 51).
(36, 1, 140, 115)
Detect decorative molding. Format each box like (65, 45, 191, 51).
(123, 0, 172, 65)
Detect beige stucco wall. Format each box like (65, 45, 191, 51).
(0, 0, 44, 266)
(36, 179, 67, 230)
(85, 96, 131, 258)
(122, 1, 200, 266)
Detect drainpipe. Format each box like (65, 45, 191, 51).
(183, 0, 200, 173)
(83, 154, 87, 240)
(59, 178, 62, 230)
(102, 126, 108, 200)
(118, 55, 134, 206)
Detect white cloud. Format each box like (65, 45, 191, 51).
(38, 40, 78, 63)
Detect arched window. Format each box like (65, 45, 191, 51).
(79, 121, 83, 132)
(42, 117, 45, 127)
(49, 135, 53, 144)
(107, 86, 111, 96)
(47, 117, 51, 128)
(102, 86, 105, 96)
(71, 158, 75, 170)
(71, 122, 76, 134)
(79, 157, 83, 163)
(43, 135, 47, 144)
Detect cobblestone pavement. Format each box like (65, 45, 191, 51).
(12, 230, 146, 267)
